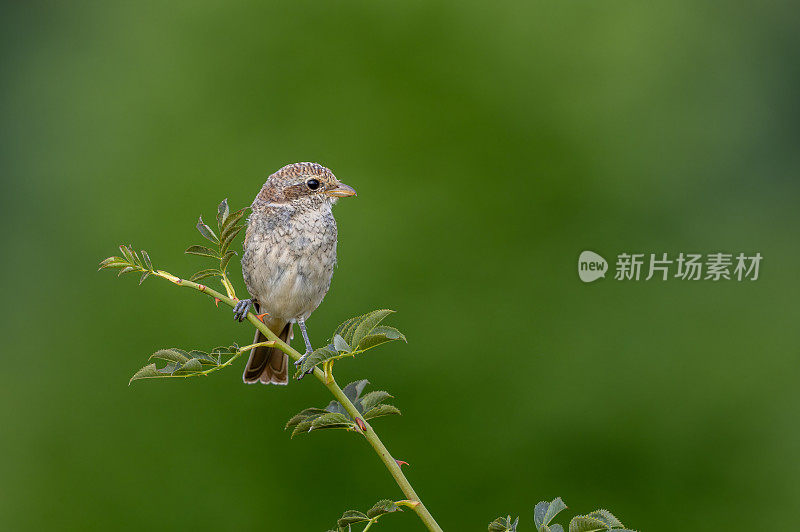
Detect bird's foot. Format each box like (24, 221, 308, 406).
(232, 299, 253, 322)
(294, 351, 315, 380)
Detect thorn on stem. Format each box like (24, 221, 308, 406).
(255, 312, 269, 323)
(395, 459, 410, 468)
(397, 499, 420, 509)
(198, 284, 206, 291)
(355, 418, 367, 432)
(214, 297, 221, 307)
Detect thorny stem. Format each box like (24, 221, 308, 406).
(150, 269, 444, 532)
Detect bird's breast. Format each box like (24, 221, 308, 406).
(242, 207, 338, 320)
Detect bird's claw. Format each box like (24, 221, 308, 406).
(294, 352, 314, 380)
(232, 299, 252, 322)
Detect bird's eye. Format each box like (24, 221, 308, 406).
(306, 179, 321, 190)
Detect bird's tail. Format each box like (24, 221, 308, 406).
(243, 318, 292, 385)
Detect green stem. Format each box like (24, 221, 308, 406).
(220, 272, 237, 300)
(151, 270, 443, 532)
(238, 341, 276, 352)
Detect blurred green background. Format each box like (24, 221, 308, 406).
(2, 1, 798, 530)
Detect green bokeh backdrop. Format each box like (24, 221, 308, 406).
(2, 2, 798, 530)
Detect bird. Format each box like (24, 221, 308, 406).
(232, 162, 357, 385)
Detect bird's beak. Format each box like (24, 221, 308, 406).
(325, 183, 357, 198)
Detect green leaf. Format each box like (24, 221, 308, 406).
(324, 400, 348, 416)
(489, 515, 518, 531)
(140, 249, 152, 270)
(181, 358, 203, 372)
(298, 345, 337, 374)
(351, 309, 395, 348)
(217, 198, 229, 228)
(366, 499, 400, 518)
(98, 256, 126, 270)
(210, 345, 238, 357)
(586, 510, 624, 529)
(544, 498, 568, 527)
(189, 350, 219, 365)
(355, 326, 407, 352)
(550, 525, 564, 532)
(333, 316, 361, 345)
(196, 216, 219, 244)
(220, 225, 243, 253)
(535, 502, 548, 528)
(196, 345, 235, 366)
(363, 404, 401, 420)
(342, 379, 370, 403)
(150, 348, 190, 365)
(290, 419, 315, 438)
(310, 412, 354, 431)
(333, 334, 351, 353)
(285, 412, 311, 428)
(368, 325, 406, 341)
(138, 271, 151, 285)
(119, 244, 135, 263)
(220, 250, 237, 272)
(569, 516, 611, 532)
(117, 266, 136, 276)
(221, 208, 246, 235)
(337, 510, 369, 527)
(536, 498, 567, 528)
(358, 390, 393, 412)
(156, 362, 180, 374)
(129, 363, 160, 384)
(190, 269, 222, 282)
(98, 256, 121, 267)
(185, 245, 219, 259)
(285, 408, 327, 430)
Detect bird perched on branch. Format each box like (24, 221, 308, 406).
(233, 162, 357, 384)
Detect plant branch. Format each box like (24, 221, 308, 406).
(219, 273, 237, 300)
(148, 269, 443, 531)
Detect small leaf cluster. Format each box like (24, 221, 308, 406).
(533, 498, 567, 532)
(490, 498, 635, 532)
(298, 309, 406, 375)
(186, 198, 245, 282)
(326, 500, 402, 532)
(129, 345, 240, 384)
(98, 244, 155, 285)
(489, 516, 519, 531)
(285, 380, 400, 438)
(567, 509, 631, 532)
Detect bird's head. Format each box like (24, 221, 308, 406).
(257, 162, 356, 209)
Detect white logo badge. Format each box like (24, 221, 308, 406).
(578, 251, 608, 283)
